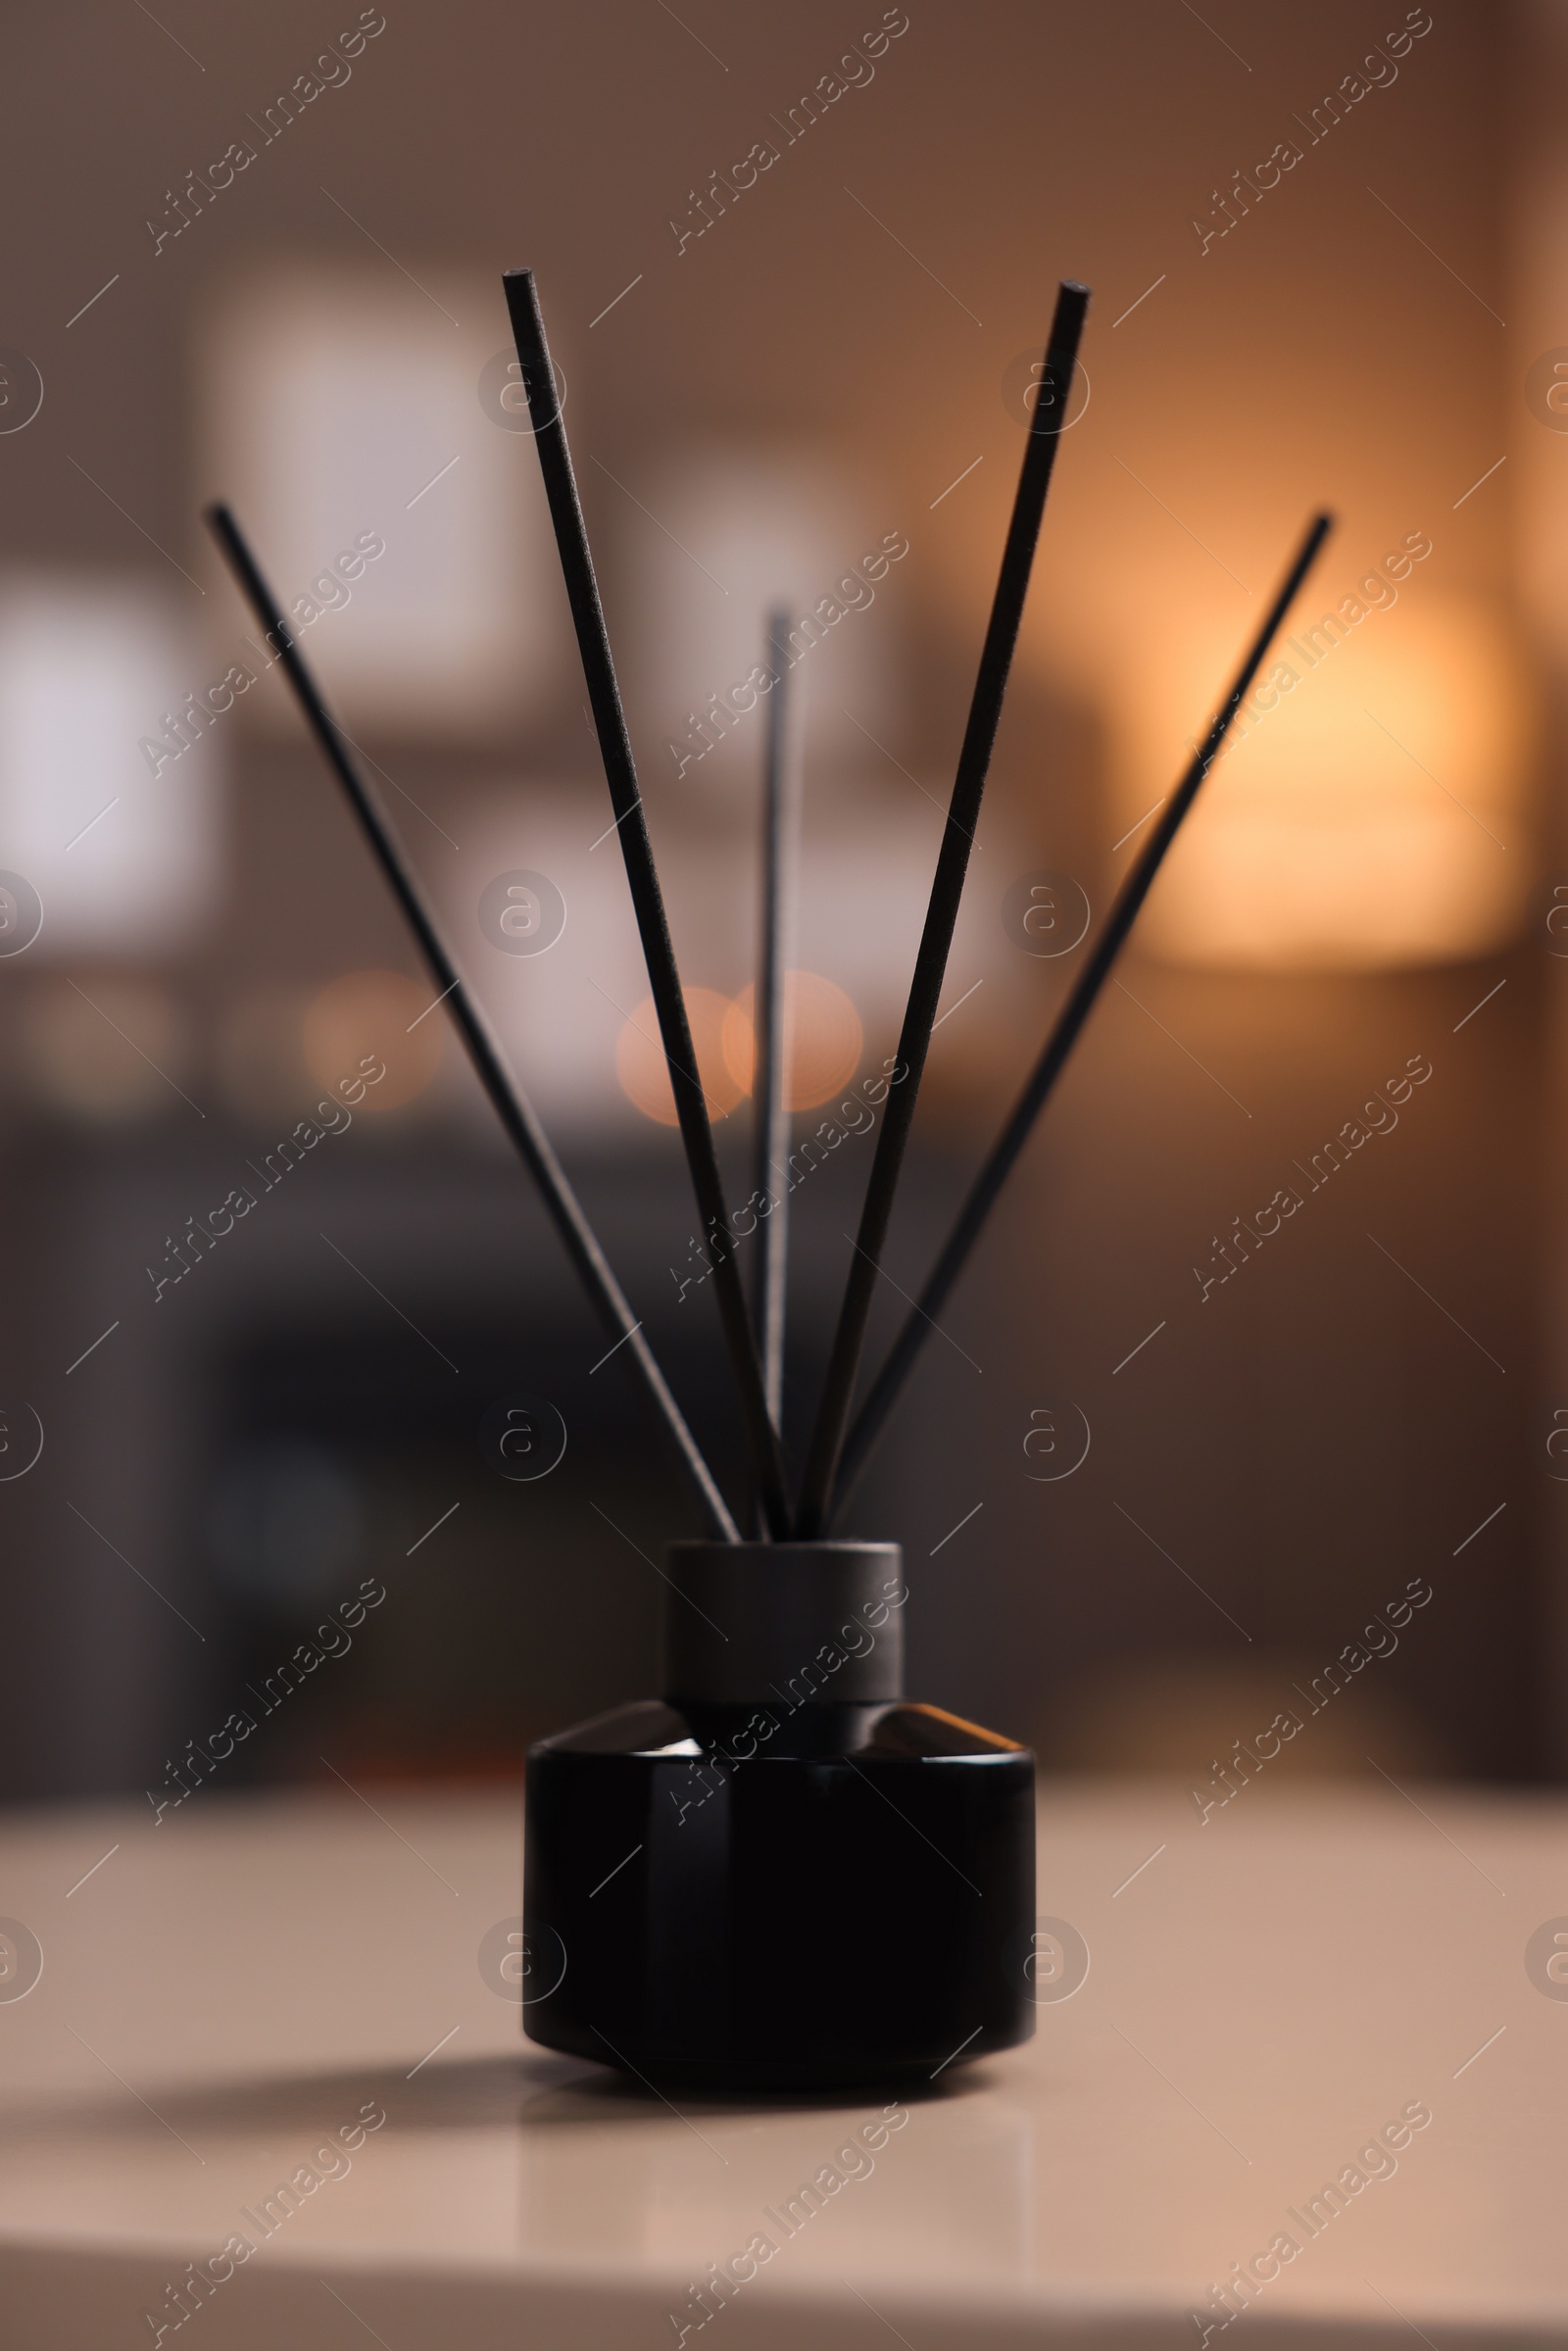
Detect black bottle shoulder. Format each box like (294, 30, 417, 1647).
(531, 1696, 1029, 1763)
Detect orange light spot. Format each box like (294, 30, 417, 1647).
(721, 971, 862, 1110)
(615, 987, 745, 1126)
(303, 969, 442, 1111)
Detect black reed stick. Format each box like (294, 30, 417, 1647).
(754, 608, 799, 1436)
(205, 502, 743, 1545)
(503, 269, 791, 1540)
(825, 510, 1334, 1527)
(793, 280, 1092, 1539)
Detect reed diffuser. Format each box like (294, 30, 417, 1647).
(209, 266, 1328, 2089)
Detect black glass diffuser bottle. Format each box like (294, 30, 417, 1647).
(522, 1543, 1035, 2090)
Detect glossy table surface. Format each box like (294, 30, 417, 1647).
(0, 1775, 1561, 2348)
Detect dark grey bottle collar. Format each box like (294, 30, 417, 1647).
(661, 1542, 905, 1707)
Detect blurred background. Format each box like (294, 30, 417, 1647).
(1, 0, 1563, 1805)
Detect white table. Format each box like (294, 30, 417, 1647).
(0, 1777, 1561, 2347)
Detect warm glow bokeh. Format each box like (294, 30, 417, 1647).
(614, 987, 744, 1125)
(23, 979, 191, 1123)
(720, 972, 864, 1109)
(303, 969, 444, 1110)
(1108, 594, 1532, 970)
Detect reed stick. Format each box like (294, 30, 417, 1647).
(206, 502, 742, 1543)
(794, 280, 1092, 1538)
(826, 511, 1333, 1525)
(754, 608, 799, 1436)
(503, 269, 790, 1538)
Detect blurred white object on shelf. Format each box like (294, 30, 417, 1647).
(199, 268, 557, 738)
(0, 574, 220, 956)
